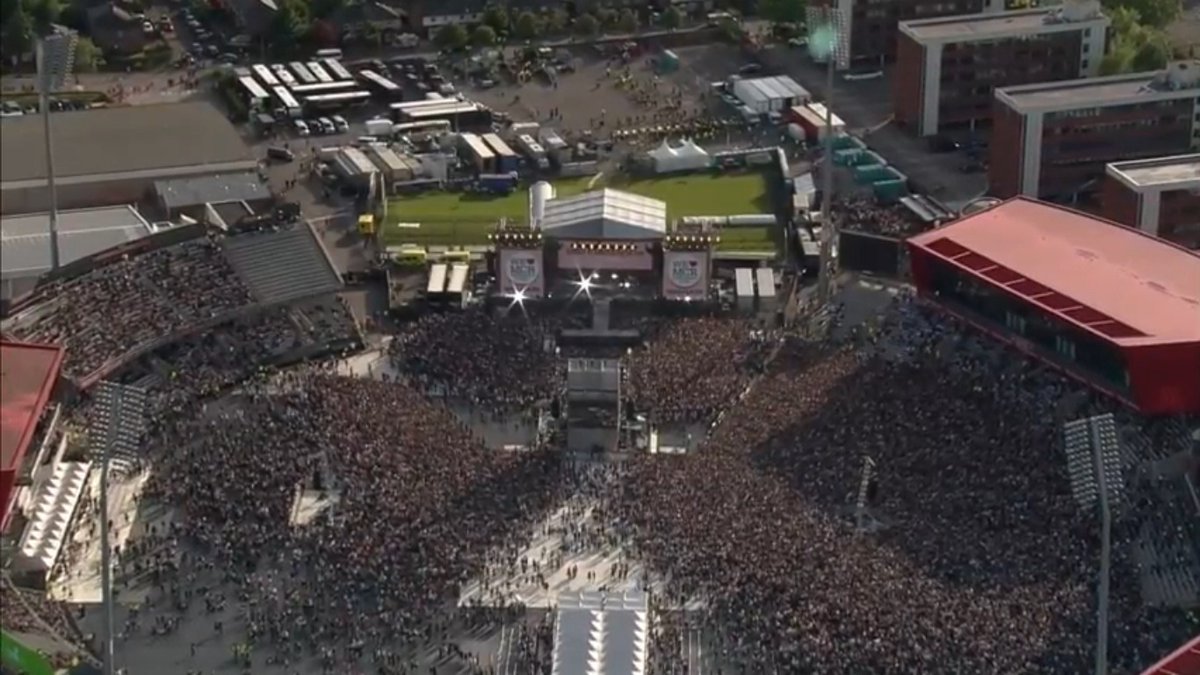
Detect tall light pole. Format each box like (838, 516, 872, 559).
(810, 9, 840, 305)
(89, 382, 148, 675)
(35, 29, 77, 272)
(1062, 413, 1125, 675)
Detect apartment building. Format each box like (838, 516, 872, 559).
(1102, 154, 1200, 249)
(990, 61, 1200, 201)
(895, 2, 1108, 136)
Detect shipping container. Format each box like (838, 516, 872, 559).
(481, 133, 519, 173)
(459, 133, 496, 172)
(514, 134, 548, 169)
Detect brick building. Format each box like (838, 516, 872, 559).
(894, 3, 1108, 137)
(1102, 154, 1200, 249)
(989, 60, 1200, 201)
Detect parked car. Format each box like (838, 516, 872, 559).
(294, 119, 310, 136)
(267, 146, 295, 162)
(318, 117, 336, 134)
(330, 114, 349, 133)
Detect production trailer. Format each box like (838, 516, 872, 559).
(271, 64, 297, 87)
(459, 133, 496, 173)
(290, 80, 360, 97)
(272, 85, 302, 118)
(252, 64, 280, 88)
(357, 69, 404, 102)
(514, 134, 549, 170)
(388, 98, 467, 119)
(289, 61, 318, 85)
(323, 57, 354, 83)
(400, 103, 492, 131)
(304, 90, 372, 112)
(306, 61, 334, 83)
(237, 76, 271, 110)
(481, 133, 519, 173)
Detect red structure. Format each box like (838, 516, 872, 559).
(907, 198, 1200, 415)
(1139, 635, 1200, 675)
(0, 340, 65, 531)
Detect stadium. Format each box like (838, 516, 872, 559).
(0, 193, 1197, 675)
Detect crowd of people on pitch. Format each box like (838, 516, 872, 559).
(834, 196, 930, 238)
(128, 371, 567, 673)
(389, 311, 564, 411)
(615, 297, 1197, 675)
(626, 317, 771, 424)
(9, 237, 254, 379)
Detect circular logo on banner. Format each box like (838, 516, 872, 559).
(507, 254, 539, 286)
(670, 256, 702, 288)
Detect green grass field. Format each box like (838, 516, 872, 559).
(715, 226, 777, 252)
(381, 171, 775, 248)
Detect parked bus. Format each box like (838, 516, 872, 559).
(251, 64, 279, 88)
(315, 48, 343, 59)
(271, 63, 297, 87)
(357, 69, 403, 102)
(392, 120, 452, 139)
(289, 61, 317, 85)
(304, 90, 372, 112)
(290, 81, 360, 96)
(237, 76, 271, 109)
(306, 61, 333, 84)
(323, 57, 353, 82)
(273, 85, 302, 118)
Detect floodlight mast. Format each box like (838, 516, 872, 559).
(816, 7, 838, 306)
(35, 31, 77, 272)
(1090, 420, 1112, 675)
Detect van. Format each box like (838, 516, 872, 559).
(267, 146, 295, 162)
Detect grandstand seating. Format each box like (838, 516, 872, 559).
(221, 225, 342, 305)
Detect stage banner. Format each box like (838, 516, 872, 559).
(497, 248, 545, 299)
(662, 250, 710, 300)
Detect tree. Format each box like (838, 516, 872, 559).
(472, 24, 497, 47)
(760, 0, 806, 26)
(311, 0, 345, 19)
(617, 8, 637, 33)
(544, 8, 568, 34)
(1098, 49, 1129, 75)
(434, 23, 468, 51)
(1103, 0, 1179, 29)
(2, 6, 33, 60)
(1130, 33, 1171, 70)
(597, 8, 618, 29)
(27, 0, 60, 35)
(482, 4, 510, 34)
(514, 11, 541, 40)
(72, 36, 101, 72)
(268, 0, 308, 54)
(575, 13, 599, 37)
(661, 6, 683, 29)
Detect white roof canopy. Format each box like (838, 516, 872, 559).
(541, 189, 667, 239)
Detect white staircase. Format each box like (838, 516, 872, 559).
(17, 462, 92, 573)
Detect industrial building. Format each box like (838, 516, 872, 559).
(0, 102, 255, 215)
(895, 2, 1108, 136)
(907, 197, 1200, 415)
(808, 0, 999, 68)
(1101, 154, 1200, 249)
(990, 61, 1200, 201)
(1, 205, 154, 302)
(154, 171, 274, 221)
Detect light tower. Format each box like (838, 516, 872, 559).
(35, 28, 78, 272)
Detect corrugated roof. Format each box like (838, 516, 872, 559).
(552, 591, 647, 675)
(907, 197, 1200, 346)
(542, 189, 666, 240)
(1, 205, 152, 280)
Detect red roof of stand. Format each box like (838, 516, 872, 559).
(908, 198, 1200, 347)
(1139, 635, 1200, 675)
(0, 340, 65, 527)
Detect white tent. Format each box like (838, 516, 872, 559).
(647, 140, 681, 173)
(674, 139, 711, 171)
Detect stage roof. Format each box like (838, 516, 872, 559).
(1, 341, 63, 473)
(542, 189, 667, 240)
(908, 198, 1200, 347)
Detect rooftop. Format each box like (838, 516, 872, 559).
(907, 198, 1200, 346)
(552, 591, 648, 675)
(0, 341, 64, 472)
(900, 7, 1105, 43)
(155, 171, 272, 211)
(1107, 154, 1200, 190)
(996, 61, 1200, 113)
(1, 205, 153, 280)
(0, 102, 254, 185)
(542, 189, 667, 240)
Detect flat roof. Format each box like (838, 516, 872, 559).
(0, 102, 253, 184)
(900, 8, 1105, 42)
(0, 341, 64, 472)
(155, 171, 272, 211)
(1, 205, 153, 280)
(908, 197, 1200, 347)
(1107, 154, 1200, 191)
(996, 62, 1200, 113)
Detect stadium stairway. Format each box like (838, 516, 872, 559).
(221, 226, 343, 306)
(16, 462, 93, 574)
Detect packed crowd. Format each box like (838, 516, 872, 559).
(834, 196, 930, 238)
(626, 317, 768, 423)
(134, 372, 567, 671)
(7, 237, 254, 379)
(616, 299, 1197, 674)
(390, 311, 563, 410)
